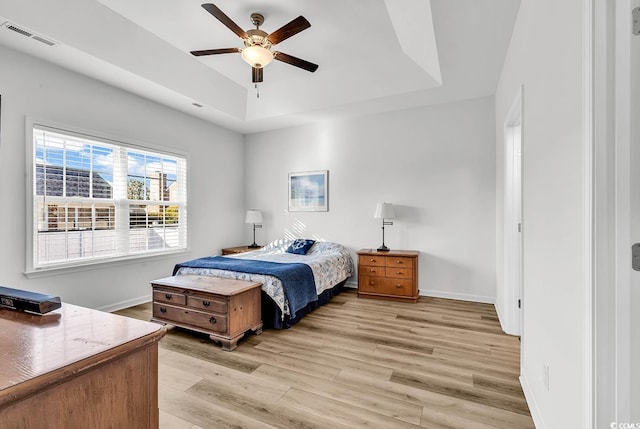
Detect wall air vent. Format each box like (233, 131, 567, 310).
(2, 22, 56, 47)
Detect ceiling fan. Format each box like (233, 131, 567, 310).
(190, 3, 319, 84)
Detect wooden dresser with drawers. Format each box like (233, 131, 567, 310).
(0, 303, 165, 428)
(357, 249, 420, 302)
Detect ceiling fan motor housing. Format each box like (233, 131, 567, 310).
(244, 29, 271, 49)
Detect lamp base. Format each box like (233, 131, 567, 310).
(377, 245, 390, 252)
(248, 243, 261, 249)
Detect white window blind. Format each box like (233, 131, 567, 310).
(31, 125, 187, 271)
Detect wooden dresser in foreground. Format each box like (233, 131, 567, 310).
(151, 275, 262, 351)
(357, 249, 420, 302)
(0, 303, 165, 428)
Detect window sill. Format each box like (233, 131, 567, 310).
(24, 248, 191, 279)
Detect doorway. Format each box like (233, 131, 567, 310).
(502, 86, 523, 337)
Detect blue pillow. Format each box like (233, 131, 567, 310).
(286, 239, 316, 255)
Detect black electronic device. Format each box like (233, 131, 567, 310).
(0, 286, 62, 315)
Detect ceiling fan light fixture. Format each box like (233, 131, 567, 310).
(191, 5, 318, 83)
(241, 46, 273, 68)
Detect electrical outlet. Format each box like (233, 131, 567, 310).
(543, 363, 550, 391)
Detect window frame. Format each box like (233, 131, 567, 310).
(25, 119, 190, 276)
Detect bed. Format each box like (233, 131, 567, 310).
(173, 239, 354, 329)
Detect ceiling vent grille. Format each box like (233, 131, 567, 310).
(32, 35, 56, 46)
(6, 24, 32, 37)
(2, 22, 56, 47)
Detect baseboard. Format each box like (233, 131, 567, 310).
(344, 279, 358, 289)
(520, 373, 544, 429)
(494, 300, 509, 333)
(106, 281, 357, 312)
(419, 289, 495, 304)
(98, 285, 491, 311)
(346, 283, 495, 304)
(99, 295, 151, 313)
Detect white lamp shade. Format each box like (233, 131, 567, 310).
(245, 210, 263, 224)
(374, 203, 395, 219)
(241, 46, 274, 68)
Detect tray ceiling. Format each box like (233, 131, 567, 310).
(0, 0, 520, 133)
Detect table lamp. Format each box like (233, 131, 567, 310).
(245, 210, 263, 248)
(374, 203, 395, 252)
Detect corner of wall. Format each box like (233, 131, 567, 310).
(520, 372, 546, 429)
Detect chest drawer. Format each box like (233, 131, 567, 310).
(153, 289, 187, 306)
(360, 265, 385, 277)
(385, 257, 414, 269)
(385, 267, 414, 279)
(187, 294, 227, 313)
(359, 276, 414, 297)
(153, 302, 227, 334)
(358, 255, 386, 267)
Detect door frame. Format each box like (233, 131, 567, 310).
(582, 1, 594, 427)
(612, 0, 633, 421)
(592, 0, 633, 425)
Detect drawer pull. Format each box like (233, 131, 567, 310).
(165, 293, 173, 300)
(370, 259, 376, 262)
(369, 281, 375, 285)
(396, 271, 403, 275)
(395, 284, 402, 288)
(159, 306, 167, 313)
(396, 260, 403, 264)
(202, 300, 211, 307)
(209, 316, 217, 325)
(369, 269, 376, 273)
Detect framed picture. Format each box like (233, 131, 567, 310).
(288, 170, 328, 212)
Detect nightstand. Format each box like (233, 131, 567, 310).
(221, 245, 258, 255)
(357, 249, 419, 302)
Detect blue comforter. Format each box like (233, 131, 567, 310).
(173, 256, 318, 318)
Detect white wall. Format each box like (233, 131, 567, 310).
(244, 97, 497, 302)
(495, 0, 588, 427)
(0, 45, 245, 310)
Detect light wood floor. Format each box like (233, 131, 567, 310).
(115, 289, 534, 429)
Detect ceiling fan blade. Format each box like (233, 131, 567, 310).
(252, 67, 264, 83)
(267, 16, 310, 45)
(273, 52, 318, 73)
(190, 47, 241, 56)
(201, 3, 248, 39)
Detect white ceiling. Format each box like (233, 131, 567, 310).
(0, 0, 520, 134)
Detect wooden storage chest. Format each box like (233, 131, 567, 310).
(151, 275, 262, 351)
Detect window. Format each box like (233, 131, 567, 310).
(29, 124, 187, 271)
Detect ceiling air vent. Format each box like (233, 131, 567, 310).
(32, 35, 56, 46)
(2, 22, 56, 47)
(6, 24, 32, 38)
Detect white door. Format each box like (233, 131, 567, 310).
(630, 1, 640, 419)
